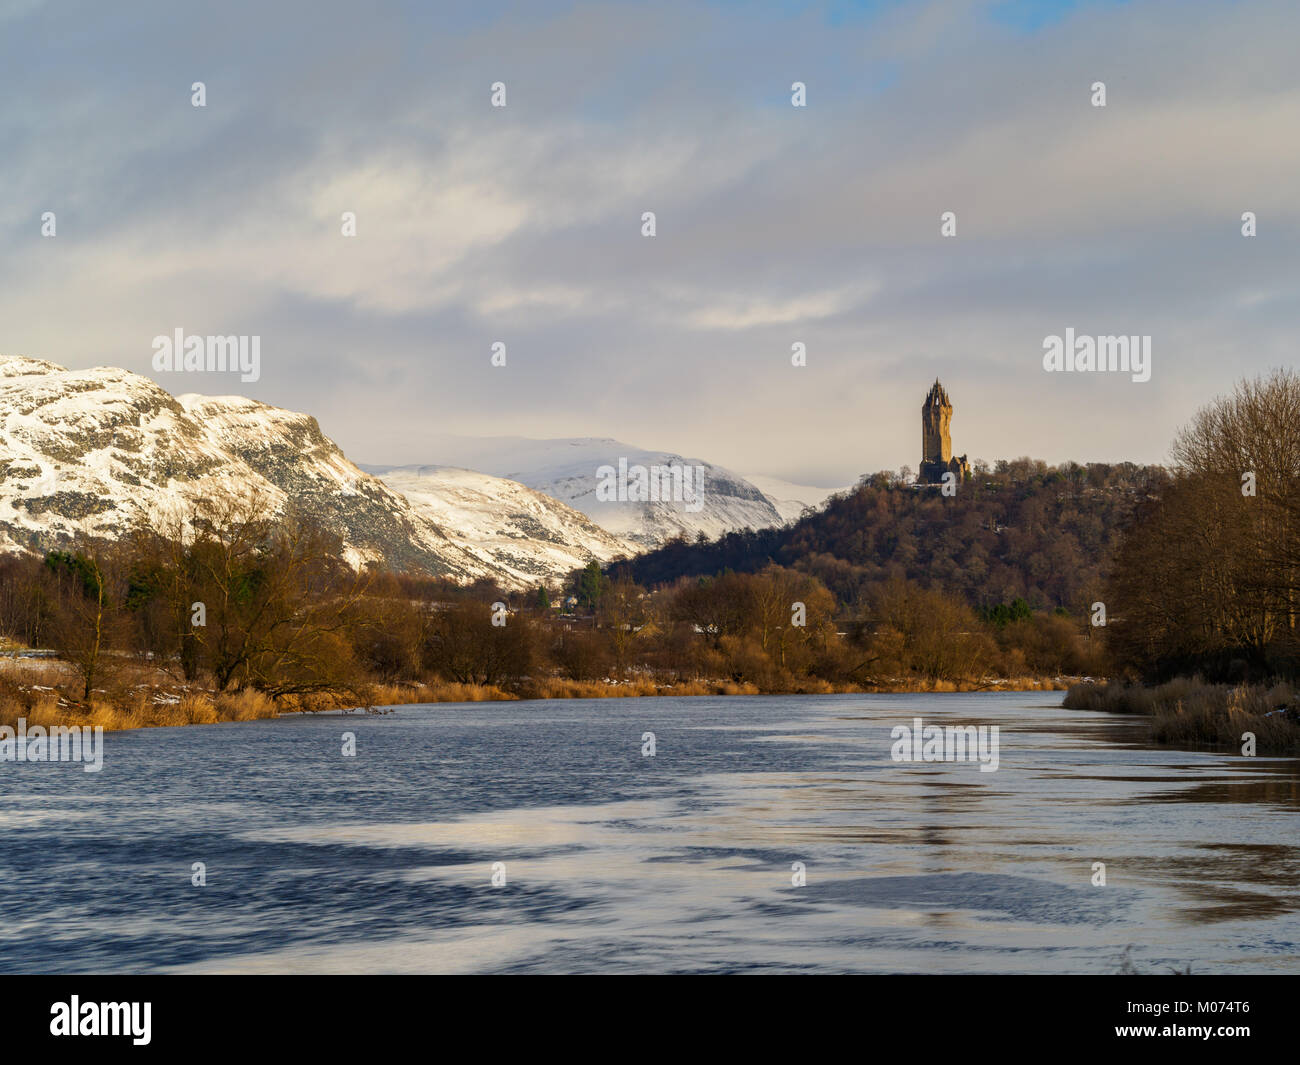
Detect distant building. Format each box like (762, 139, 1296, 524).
(918, 379, 970, 485)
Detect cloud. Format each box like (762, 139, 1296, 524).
(682, 281, 882, 330)
(0, 0, 1296, 486)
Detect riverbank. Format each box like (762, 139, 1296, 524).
(0, 657, 1072, 732)
(1063, 678, 1300, 755)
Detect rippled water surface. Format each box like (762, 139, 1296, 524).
(2, 693, 1297, 973)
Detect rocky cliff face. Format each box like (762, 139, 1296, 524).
(0, 356, 628, 587)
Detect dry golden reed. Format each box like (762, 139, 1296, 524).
(1064, 678, 1300, 754)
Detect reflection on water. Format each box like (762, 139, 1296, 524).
(0, 693, 1296, 973)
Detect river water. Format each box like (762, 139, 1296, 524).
(1, 692, 1296, 973)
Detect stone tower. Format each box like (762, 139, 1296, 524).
(918, 379, 970, 485)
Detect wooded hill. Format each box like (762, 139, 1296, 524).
(609, 458, 1170, 614)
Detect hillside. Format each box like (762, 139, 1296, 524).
(375, 465, 634, 587)
(364, 435, 784, 547)
(0, 356, 629, 589)
(610, 459, 1170, 611)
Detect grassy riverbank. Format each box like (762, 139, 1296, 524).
(1064, 678, 1300, 754)
(1, 656, 1071, 732)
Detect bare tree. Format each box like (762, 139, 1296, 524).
(44, 543, 127, 698)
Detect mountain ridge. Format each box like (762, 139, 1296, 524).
(0, 356, 627, 588)
(361, 435, 788, 547)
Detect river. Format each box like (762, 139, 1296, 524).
(2, 692, 1296, 973)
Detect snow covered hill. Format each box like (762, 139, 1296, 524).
(739, 473, 844, 524)
(0, 356, 629, 588)
(373, 465, 635, 587)
(365, 435, 786, 548)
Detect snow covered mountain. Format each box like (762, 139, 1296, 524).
(739, 473, 844, 524)
(365, 435, 785, 548)
(373, 465, 634, 586)
(0, 356, 628, 588)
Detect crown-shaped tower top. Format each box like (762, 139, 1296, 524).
(923, 378, 951, 409)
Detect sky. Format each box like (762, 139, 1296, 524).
(1, 0, 1297, 487)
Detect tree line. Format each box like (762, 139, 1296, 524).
(1105, 369, 1300, 682)
(0, 491, 1105, 708)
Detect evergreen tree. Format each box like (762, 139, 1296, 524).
(576, 561, 605, 611)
